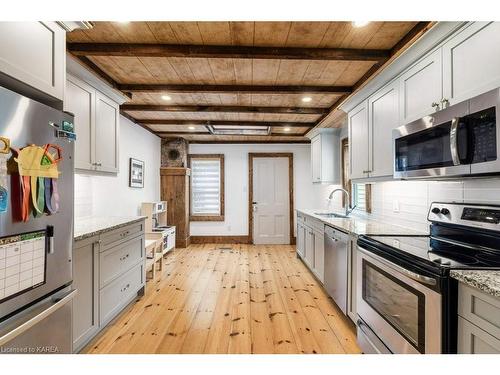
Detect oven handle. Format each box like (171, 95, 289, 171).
(358, 247, 437, 286)
(450, 116, 461, 166)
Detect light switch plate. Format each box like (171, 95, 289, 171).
(393, 199, 400, 213)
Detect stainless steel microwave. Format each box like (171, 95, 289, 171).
(393, 88, 500, 179)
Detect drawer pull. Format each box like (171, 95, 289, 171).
(120, 283, 131, 292)
(119, 254, 130, 261)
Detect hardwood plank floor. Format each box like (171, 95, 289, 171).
(83, 244, 361, 354)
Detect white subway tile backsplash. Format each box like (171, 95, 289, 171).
(315, 178, 500, 233)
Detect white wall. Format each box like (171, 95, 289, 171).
(189, 143, 337, 236)
(74, 115, 161, 218)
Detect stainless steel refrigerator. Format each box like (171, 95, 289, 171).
(0, 85, 76, 353)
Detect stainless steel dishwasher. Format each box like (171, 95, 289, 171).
(324, 225, 349, 314)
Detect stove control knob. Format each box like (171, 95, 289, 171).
(440, 208, 450, 215)
(431, 207, 441, 214)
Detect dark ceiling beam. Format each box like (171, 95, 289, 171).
(181, 139, 311, 144)
(68, 43, 390, 62)
(117, 83, 352, 95)
(138, 120, 315, 128)
(121, 104, 327, 115)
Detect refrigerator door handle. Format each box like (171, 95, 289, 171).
(0, 289, 77, 346)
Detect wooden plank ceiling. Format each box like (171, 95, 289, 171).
(67, 21, 432, 143)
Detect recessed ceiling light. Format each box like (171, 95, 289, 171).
(161, 95, 172, 101)
(352, 21, 370, 28)
(302, 96, 312, 103)
(284, 127, 291, 132)
(188, 126, 196, 130)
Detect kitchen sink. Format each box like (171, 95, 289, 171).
(313, 212, 350, 219)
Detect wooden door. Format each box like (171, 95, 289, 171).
(399, 49, 443, 124)
(369, 80, 400, 178)
(443, 22, 500, 106)
(65, 75, 95, 171)
(95, 91, 119, 173)
(252, 157, 290, 245)
(311, 135, 322, 183)
(72, 238, 99, 352)
(349, 100, 370, 180)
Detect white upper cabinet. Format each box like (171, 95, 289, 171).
(348, 100, 370, 180)
(369, 80, 400, 178)
(443, 22, 500, 106)
(95, 92, 119, 173)
(65, 74, 120, 173)
(399, 49, 443, 124)
(0, 22, 65, 100)
(65, 76, 95, 170)
(310, 131, 340, 184)
(311, 136, 322, 182)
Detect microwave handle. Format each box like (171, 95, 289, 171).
(450, 117, 461, 166)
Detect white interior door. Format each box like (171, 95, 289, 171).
(252, 157, 290, 245)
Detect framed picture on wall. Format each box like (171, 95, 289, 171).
(129, 158, 144, 188)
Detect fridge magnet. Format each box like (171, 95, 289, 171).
(0, 137, 11, 213)
(13, 143, 63, 221)
(129, 158, 144, 188)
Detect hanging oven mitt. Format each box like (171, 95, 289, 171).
(42, 144, 62, 215)
(0, 137, 10, 213)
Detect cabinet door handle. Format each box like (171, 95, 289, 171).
(441, 98, 449, 108)
(431, 102, 440, 111)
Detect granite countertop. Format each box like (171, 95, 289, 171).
(74, 216, 146, 241)
(296, 208, 427, 237)
(450, 270, 500, 298)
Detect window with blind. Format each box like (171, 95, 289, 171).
(352, 183, 372, 213)
(188, 154, 225, 221)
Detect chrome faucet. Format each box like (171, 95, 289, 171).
(328, 188, 356, 216)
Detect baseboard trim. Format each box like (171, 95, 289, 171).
(190, 235, 251, 244)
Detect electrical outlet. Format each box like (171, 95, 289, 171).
(393, 199, 400, 213)
(393, 239, 400, 248)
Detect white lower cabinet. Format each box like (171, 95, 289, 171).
(296, 220, 306, 259)
(457, 283, 500, 354)
(312, 228, 324, 283)
(72, 236, 99, 352)
(296, 214, 325, 284)
(72, 221, 146, 352)
(305, 228, 315, 269)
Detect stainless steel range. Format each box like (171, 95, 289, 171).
(356, 202, 500, 354)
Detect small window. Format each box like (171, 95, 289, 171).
(341, 137, 372, 213)
(188, 154, 225, 221)
(352, 183, 372, 213)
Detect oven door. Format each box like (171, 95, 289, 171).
(356, 246, 442, 354)
(393, 100, 470, 179)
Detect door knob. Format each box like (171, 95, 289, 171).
(441, 98, 449, 108)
